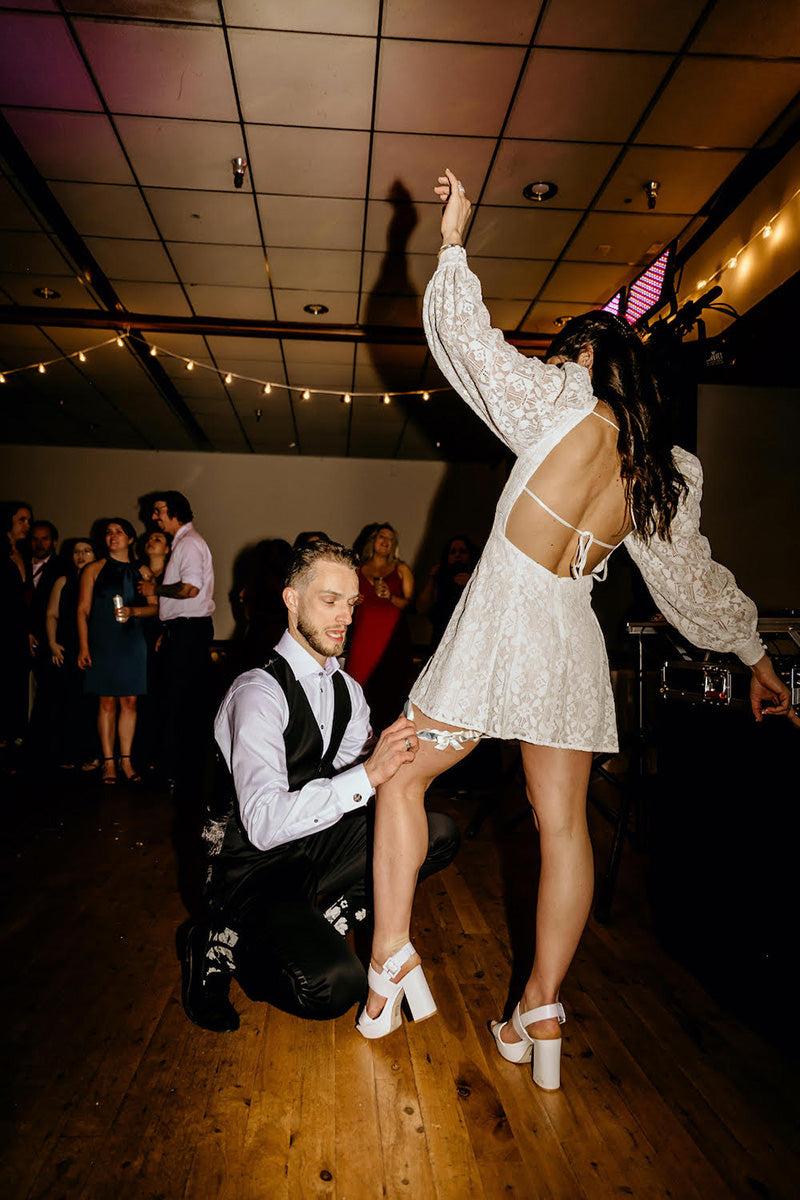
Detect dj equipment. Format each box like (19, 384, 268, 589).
(642, 614, 799, 1039)
(660, 658, 799, 710)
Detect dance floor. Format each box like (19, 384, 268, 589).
(1, 766, 798, 1199)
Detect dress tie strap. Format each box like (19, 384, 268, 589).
(521, 487, 615, 579)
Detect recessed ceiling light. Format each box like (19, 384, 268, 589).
(304, 303, 329, 316)
(33, 286, 60, 300)
(522, 181, 558, 203)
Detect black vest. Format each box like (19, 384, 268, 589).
(210, 653, 353, 898)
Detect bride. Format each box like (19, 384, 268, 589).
(355, 169, 797, 1090)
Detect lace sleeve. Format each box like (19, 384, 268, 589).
(423, 246, 595, 454)
(626, 447, 765, 666)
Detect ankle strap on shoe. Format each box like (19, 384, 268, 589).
(377, 942, 416, 980)
(518, 1002, 566, 1026)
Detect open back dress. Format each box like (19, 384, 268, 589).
(409, 246, 765, 753)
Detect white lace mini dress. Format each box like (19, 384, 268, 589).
(409, 247, 764, 752)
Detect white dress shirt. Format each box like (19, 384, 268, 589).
(159, 521, 215, 621)
(214, 630, 374, 852)
(32, 554, 53, 587)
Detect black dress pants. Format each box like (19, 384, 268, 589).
(215, 809, 459, 1021)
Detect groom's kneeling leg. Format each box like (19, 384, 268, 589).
(237, 898, 367, 1021)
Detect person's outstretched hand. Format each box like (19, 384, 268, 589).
(750, 655, 800, 728)
(435, 167, 472, 246)
(364, 715, 419, 787)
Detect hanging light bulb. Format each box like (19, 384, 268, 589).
(383, 393, 391, 405)
(696, 280, 707, 290)
(763, 224, 773, 239)
(38, 363, 45, 374)
(116, 335, 124, 347)
(78, 351, 86, 362)
(263, 383, 271, 395)
(727, 257, 738, 270)
(342, 393, 351, 405)
(186, 360, 194, 371)
(150, 345, 157, 357)
(422, 392, 430, 401)
(225, 373, 233, 384)
(302, 389, 311, 400)
(0, 373, 5, 384)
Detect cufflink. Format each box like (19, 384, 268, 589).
(353, 793, 363, 803)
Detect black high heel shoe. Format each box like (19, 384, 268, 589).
(118, 755, 142, 784)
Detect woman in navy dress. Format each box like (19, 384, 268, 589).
(77, 518, 156, 784)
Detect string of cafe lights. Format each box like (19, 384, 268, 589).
(0, 334, 444, 406)
(691, 181, 800, 295)
(3, 182, 798, 390)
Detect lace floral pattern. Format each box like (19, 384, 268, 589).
(410, 248, 762, 750)
(626, 449, 763, 666)
(423, 247, 595, 455)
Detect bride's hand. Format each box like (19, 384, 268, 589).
(434, 167, 471, 245)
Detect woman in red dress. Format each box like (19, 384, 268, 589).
(347, 524, 414, 731)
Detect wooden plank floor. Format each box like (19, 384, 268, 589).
(1, 770, 799, 1200)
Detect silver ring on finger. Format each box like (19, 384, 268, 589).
(405, 737, 411, 751)
(458, 183, 465, 193)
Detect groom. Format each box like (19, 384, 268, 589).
(182, 539, 459, 1031)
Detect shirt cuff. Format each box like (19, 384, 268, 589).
(737, 632, 767, 667)
(330, 762, 374, 813)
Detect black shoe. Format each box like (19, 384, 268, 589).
(181, 922, 239, 1033)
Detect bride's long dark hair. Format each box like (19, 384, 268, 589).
(548, 311, 687, 541)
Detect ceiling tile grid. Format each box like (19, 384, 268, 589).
(381, 0, 542, 45)
(229, 28, 376, 128)
(75, 19, 238, 121)
(224, 0, 380, 39)
(537, 0, 708, 53)
(2, 2, 799, 459)
(375, 41, 527, 137)
(0, 12, 101, 111)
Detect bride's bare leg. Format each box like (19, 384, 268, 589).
(499, 744, 594, 1042)
(366, 711, 479, 1017)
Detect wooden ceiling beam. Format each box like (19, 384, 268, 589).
(0, 306, 553, 353)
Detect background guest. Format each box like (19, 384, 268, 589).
(417, 534, 479, 651)
(137, 491, 215, 797)
(352, 522, 380, 564)
(134, 528, 171, 777)
(0, 501, 32, 769)
(140, 528, 171, 584)
(347, 522, 414, 731)
(30, 518, 59, 586)
(46, 538, 100, 771)
(77, 518, 156, 785)
(28, 520, 64, 765)
(236, 537, 292, 670)
(292, 529, 330, 552)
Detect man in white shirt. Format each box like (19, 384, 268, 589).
(29, 519, 60, 650)
(182, 540, 459, 1032)
(138, 490, 214, 791)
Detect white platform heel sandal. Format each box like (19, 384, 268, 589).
(490, 1002, 566, 1090)
(356, 943, 437, 1039)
